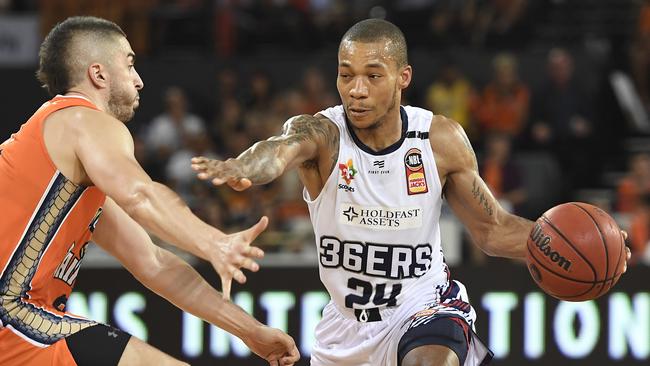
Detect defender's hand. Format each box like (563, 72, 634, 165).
(191, 156, 252, 191)
(211, 216, 267, 300)
(244, 325, 300, 366)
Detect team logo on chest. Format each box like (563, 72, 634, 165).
(338, 158, 357, 192)
(404, 148, 429, 195)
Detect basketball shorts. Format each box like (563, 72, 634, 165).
(0, 323, 131, 366)
(310, 280, 493, 366)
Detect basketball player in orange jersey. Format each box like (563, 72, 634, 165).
(0, 16, 299, 366)
(192, 19, 631, 366)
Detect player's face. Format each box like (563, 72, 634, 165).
(337, 40, 411, 130)
(107, 37, 143, 123)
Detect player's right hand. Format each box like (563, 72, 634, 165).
(191, 156, 252, 191)
(211, 216, 268, 300)
(244, 325, 300, 366)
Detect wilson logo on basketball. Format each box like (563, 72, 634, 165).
(530, 223, 572, 272)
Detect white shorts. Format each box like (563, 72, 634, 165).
(310, 280, 492, 366)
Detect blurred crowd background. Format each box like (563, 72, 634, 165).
(2, 0, 650, 266)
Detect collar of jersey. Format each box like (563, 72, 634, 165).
(345, 106, 408, 156)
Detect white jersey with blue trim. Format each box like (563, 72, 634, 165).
(304, 105, 449, 320)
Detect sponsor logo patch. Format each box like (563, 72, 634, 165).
(368, 160, 390, 175)
(339, 203, 422, 230)
(338, 158, 357, 192)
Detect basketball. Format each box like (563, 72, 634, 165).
(525, 202, 627, 302)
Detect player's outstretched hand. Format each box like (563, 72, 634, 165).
(210, 216, 268, 300)
(191, 156, 252, 191)
(244, 326, 300, 366)
(622, 230, 632, 273)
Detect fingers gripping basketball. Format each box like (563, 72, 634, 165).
(525, 202, 627, 302)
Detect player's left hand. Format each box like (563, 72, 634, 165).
(622, 230, 632, 273)
(191, 156, 253, 191)
(210, 216, 268, 300)
(244, 325, 300, 366)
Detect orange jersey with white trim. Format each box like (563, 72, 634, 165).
(0, 95, 106, 347)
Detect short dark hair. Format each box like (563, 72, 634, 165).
(340, 19, 408, 67)
(36, 16, 126, 96)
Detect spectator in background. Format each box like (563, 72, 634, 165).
(300, 66, 337, 114)
(529, 48, 596, 191)
(144, 86, 206, 160)
(629, 194, 650, 265)
(209, 97, 244, 156)
(246, 69, 274, 114)
(470, 0, 531, 48)
(424, 59, 478, 139)
(426, 0, 474, 48)
(479, 133, 526, 214)
(529, 48, 592, 149)
(617, 152, 650, 213)
(133, 135, 166, 182)
(166, 132, 220, 203)
(215, 67, 241, 101)
(473, 52, 530, 137)
(630, 0, 650, 111)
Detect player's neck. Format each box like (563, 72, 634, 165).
(352, 109, 403, 152)
(64, 89, 107, 113)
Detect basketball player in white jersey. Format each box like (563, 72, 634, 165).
(192, 19, 628, 366)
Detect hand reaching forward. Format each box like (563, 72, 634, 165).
(192, 156, 252, 191)
(244, 325, 301, 366)
(210, 216, 268, 300)
(622, 230, 632, 273)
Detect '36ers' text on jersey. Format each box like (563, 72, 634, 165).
(304, 105, 448, 319)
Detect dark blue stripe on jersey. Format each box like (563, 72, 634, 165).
(345, 106, 409, 156)
(0, 172, 90, 344)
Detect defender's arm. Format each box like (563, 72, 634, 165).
(93, 198, 300, 364)
(72, 108, 265, 298)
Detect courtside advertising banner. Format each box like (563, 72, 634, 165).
(70, 263, 649, 366)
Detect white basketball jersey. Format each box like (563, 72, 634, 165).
(304, 105, 449, 320)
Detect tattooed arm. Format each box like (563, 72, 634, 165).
(431, 116, 531, 259)
(192, 114, 338, 192)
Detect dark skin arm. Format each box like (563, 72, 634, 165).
(192, 113, 339, 199)
(431, 115, 534, 258)
(432, 115, 631, 267)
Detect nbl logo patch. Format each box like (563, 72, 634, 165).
(404, 148, 428, 195)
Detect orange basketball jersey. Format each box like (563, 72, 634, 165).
(0, 95, 106, 349)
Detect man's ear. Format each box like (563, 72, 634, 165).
(399, 65, 412, 90)
(88, 63, 108, 89)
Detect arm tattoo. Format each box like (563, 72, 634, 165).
(321, 117, 340, 175)
(471, 179, 494, 216)
(236, 114, 336, 184)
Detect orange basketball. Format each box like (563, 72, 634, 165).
(525, 202, 627, 302)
